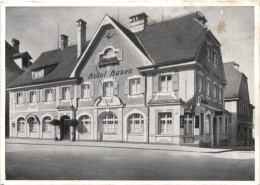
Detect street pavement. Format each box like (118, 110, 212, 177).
(5, 139, 255, 180)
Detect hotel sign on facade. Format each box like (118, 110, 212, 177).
(7, 11, 232, 147)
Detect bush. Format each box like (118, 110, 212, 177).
(68, 119, 78, 127)
(51, 119, 60, 126)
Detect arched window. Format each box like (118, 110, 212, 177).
(78, 115, 92, 133)
(42, 117, 52, 132)
(102, 114, 118, 133)
(17, 117, 25, 132)
(128, 114, 144, 134)
(205, 115, 211, 134)
(27, 116, 38, 132)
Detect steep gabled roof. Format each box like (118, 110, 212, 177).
(223, 62, 243, 98)
(135, 12, 207, 64)
(5, 41, 24, 72)
(7, 43, 89, 88)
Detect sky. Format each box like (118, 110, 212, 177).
(5, 6, 255, 103)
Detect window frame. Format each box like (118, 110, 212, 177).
(17, 92, 23, 104)
(184, 113, 194, 135)
(158, 112, 173, 134)
(30, 90, 37, 103)
(81, 84, 91, 99)
(128, 114, 144, 134)
(102, 114, 118, 133)
(17, 117, 25, 132)
(42, 117, 52, 132)
(78, 115, 92, 133)
(159, 75, 172, 93)
(45, 89, 53, 102)
(32, 69, 44, 79)
(103, 81, 114, 97)
(129, 78, 141, 95)
(62, 86, 70, 100)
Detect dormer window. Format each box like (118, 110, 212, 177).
(32, 69, 44, 79)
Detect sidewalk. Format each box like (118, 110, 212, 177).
(5, 138, 238, 153)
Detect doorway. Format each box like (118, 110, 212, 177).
(60, 115, 70, 140)
(213, 117, 217, 147)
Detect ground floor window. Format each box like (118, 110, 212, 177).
(102, 114, 118, 133)
(42, 117, 52, 132)
(159, 113, 172, 134)
(205, 115, 211, 134)
(128, 114, 144, 134)
(17, 117, 25, 132)
(27, 117, 38, 132)
(184, 113, 193, 135)
(78, 115, 92, 133)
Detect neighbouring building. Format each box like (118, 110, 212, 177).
(5, 39, 32, 137)
(7, 11, 230, 147)
(224, 62, 254, 146)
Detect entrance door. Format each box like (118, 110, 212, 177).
(60, 115, 70, 140)
(213, 117, 217, 146)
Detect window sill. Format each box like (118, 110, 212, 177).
(44, 101, 54, 104)
(29, 103, 38, 105)
(127, 133, 144, 136)
(43, 131, 52, 134)
(154, 134, 175, 137)
(78, 132, 91, 134)
(80, 98, 92, 101)
(102, 132, 118, 135)
(128, 94, 143, 98)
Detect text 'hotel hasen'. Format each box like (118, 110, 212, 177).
(7, 11, 254, 147)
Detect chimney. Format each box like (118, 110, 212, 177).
(77, 19, 87, 57)
(12, 38, 20, 52)
(129, 12, 148, 33)
(60, 34, 68, 50)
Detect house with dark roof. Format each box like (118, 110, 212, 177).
(7, 11, 229, 147)
(6, 39, 32, 137)
(224, 62, 254, 146)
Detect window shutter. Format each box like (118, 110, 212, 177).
(140, 77, 145, 94)
(196, 75, 200, 93)
(70, 86, 74, 99)
(37, 90, 40, 102)
(95, 55, 99, 65)
(172, 73, 179, 91)
(14, 93, 17, 104)
(114, 81, 119, 96)
(216, 86, 218, 99)
(27, 91, 30, 103)
(118, 49, 123, 61)
(59, 87, 63, 100)
(91, 83, 95, 97)
(152, 76, 159, 93)
(202, 77, 205, 93)
(100, 83, 103, 96)
(52, 88, 56, 101)
(77, 85, 82, 98)
(124, 79, 129, 95)
(42, 89, 46, 102)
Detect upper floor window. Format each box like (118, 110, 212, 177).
(62, 87, 70, 100)
(17, 92, 23, 104)
(206, 80, 211, 96)
(30, 91, 37, 103)
(32, 69, 44, 79)
(213, 84, 217, 98)
(159, 112, 172, 134)
(198, 75, 203, 93)
(46, 89, 53, 102)
(159, 75, 172, 92)
(103, 81, 113, 97)
(219, 88, 223, 101)
(82, 84, 91, 98)
(130, 78, 141, 95)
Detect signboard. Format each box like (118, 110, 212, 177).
(195, 115, 199, 128)
(180, 115, 184, 128)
